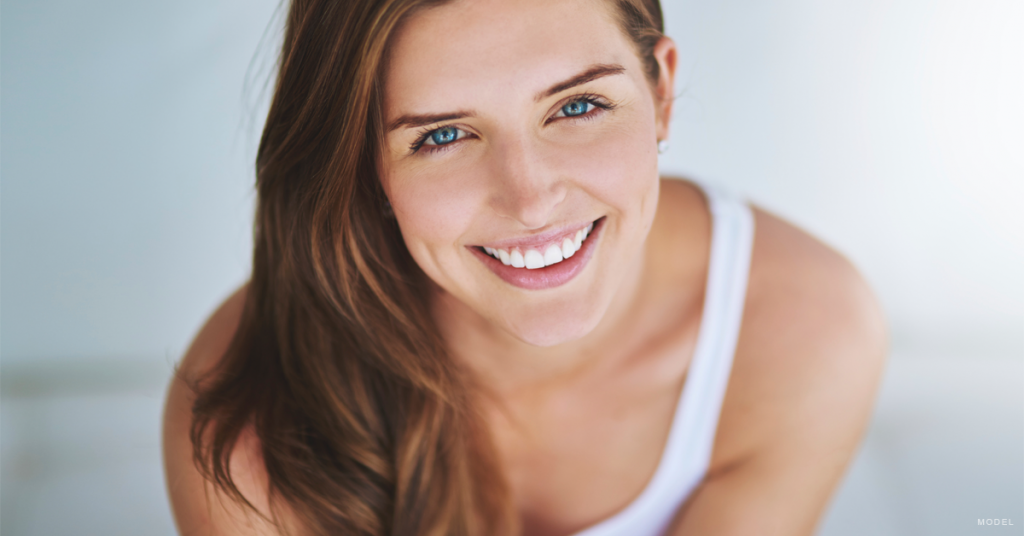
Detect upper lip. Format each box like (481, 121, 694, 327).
(473, 219, 597, 250)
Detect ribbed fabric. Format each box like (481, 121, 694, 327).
(570, 181, 755, 536)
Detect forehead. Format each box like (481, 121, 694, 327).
(384, 0, 639, 113)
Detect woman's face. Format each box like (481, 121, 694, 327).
(381, 0, 674, 347)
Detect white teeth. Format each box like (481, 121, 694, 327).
(543, 245, 563, 266)
(561, 238, 576, 258)
(486, 222, 597, 271)
(510, 249, 526, 268)
(524, 249, 545, 269)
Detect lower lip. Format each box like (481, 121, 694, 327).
(469, 218, 604, 290)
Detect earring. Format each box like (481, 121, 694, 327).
(657, 140, 669, 154)
(383, 199, 394, 217)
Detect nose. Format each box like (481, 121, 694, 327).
(487, 134, 567, 229)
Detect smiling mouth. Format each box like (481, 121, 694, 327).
(476, 219, 599, 269)
(470, 218, 604, 290)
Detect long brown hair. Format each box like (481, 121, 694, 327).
(189, 1, 664, 534)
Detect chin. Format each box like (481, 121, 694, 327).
(502, 299, 606, 348)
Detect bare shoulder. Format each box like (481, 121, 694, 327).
(715, 206, 888, 468)
(162, 283, 292, 535)
(668, 207, 888, 535)
(176, 283, 249, 383)
(744, 206, 887, 363)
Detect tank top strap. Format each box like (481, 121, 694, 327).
(570, 180, 755, 536)
(664, 180, 755, 483)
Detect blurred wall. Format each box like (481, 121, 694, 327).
(2, 0, 1022, 365)
(659, 0, 1024, 359)
(1, 0, 278, 367)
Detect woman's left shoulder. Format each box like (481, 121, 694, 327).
(743, 205, 887, 359)
(709, 205, 889, 474)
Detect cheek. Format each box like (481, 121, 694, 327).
(554, 112, 659, 214)
(384, 161, 485, 271)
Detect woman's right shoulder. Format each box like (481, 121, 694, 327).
(177, 283, 249, 382)
(162, 283, 300, 535)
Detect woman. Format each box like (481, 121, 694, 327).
(163, 0, 887, 534)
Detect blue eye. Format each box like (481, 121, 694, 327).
(427, 126, 460, 146)
(560, 100, 593, 117)
(410, 125, 470, 154)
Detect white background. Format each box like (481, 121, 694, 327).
(2, 0, 1021, 534)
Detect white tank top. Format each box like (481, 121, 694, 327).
(569, 181, 755, 536)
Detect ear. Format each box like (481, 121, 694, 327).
(651, 37, 678, 142)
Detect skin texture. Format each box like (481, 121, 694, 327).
(163, 284, 289, 536)
(381, 0, 667, 353)
(163, 0, 888, 534)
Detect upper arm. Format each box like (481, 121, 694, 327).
(669, 209, 888, 535)
(162, 284, 290, 536)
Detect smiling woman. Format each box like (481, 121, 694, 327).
(162, 1, 888, 535)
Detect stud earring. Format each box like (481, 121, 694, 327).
(657, 140, 669, 154)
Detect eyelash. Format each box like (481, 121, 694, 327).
(545, 93, 615, 124)
(408, 94, 616, 155)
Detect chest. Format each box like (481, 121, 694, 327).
(486, 358, 689, 536)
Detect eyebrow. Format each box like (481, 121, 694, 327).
(388, 111, 475, 132)
(536, 63, 626, 101)
(387, 63, 627, 133)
